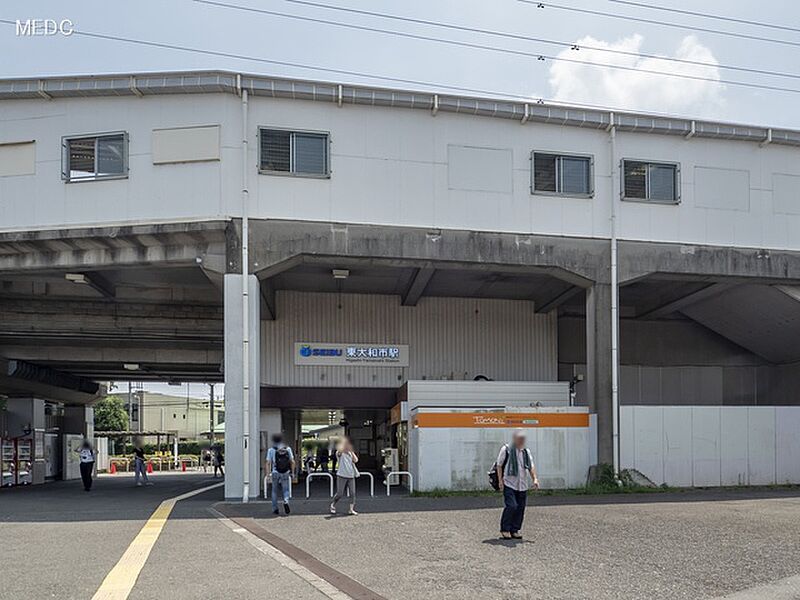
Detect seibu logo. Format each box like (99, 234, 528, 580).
(299, 345, 342, 357)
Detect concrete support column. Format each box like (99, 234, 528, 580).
(223, 273, 261, 500)
(586, 283, 613, 464)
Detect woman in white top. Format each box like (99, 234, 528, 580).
(329, 437, 359, 515)
(77, 439, 95, 492)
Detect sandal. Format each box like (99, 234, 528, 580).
(501, 532, 512, 539)
(511, 532, 523, 539)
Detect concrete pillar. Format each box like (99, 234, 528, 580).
(586, 283, 613, 464)
(224, 274, 261, 500)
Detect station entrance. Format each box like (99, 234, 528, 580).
(261, 387, 405, 492)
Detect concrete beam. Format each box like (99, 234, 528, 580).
(535, 285, 583, 314)
(247, 220, 608, 285)
(401, 267, 435, 306)
(637, 283, 733, 319)
(74, 271, 115, 299)
(0, 221, 228, 273)
(260, 279, 276, 321)
(619, 240, 800, 284)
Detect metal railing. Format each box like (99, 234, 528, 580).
(263, 474, 293, 500)
(384, 471, 413, 495)
(358, 471, 374, 497)
(306, 472, 334, 498)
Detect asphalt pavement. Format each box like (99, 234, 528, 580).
(4, 475, 800, 599)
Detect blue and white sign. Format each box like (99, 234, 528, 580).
(294, 342, 409, 367)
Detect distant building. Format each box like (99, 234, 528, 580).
(127, 392, 224, 441)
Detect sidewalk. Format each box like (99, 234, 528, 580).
(218, 486, 800, 599)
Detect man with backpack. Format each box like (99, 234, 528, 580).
(266, 433, 295, 516)
(495, 430, 539, 540)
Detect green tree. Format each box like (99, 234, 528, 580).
(94, 395, 128, 432)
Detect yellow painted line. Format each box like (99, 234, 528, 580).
(92, 482, 223, 600)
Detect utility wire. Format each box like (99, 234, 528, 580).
(608, 0, 800, 35)
(195, 0, 800, 83)
(186, 1, 800, 96)
(0, 18, 789, 119)
(0, 17, 689, 117)
(521, 1, 800, 50)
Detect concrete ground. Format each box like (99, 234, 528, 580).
(224, 485, 800, 600)
(2, 474, 800, 599)
(0, 472, 325, 600)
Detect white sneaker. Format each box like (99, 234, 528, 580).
(136, 482, 142, 486)
(348, 508, 358, 515)
(330, 504, 336, 514)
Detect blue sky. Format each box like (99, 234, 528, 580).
(1, 0, 800, 127)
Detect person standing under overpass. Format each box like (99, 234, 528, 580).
(266, 434, 295, 515)
(330, 437, 359, 516)
(496, 430, 539, 540)
(77, 439, 95, 492)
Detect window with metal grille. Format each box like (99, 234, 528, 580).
(259, 128, 329, 176)
(532, 152, 593, 197)
(62, 132, 128, 181)
(623, 160, 679, 203)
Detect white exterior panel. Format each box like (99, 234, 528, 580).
(262, 292, 557, 388)
(622, 406, 800, 487)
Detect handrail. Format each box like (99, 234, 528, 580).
(306, 472, 334, 498)
(384, 471, 413, 496)
(263, 474, 293, 500)
(358, 471, 375, 497)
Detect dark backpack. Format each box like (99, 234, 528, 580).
(274, 447, 292, 474)
(488, 445, 510, 491)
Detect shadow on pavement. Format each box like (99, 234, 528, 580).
(0, 472, 225, 523)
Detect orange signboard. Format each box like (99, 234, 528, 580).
(413, 412, 589, 429)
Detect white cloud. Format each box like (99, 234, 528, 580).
(548, 34, 725, 117)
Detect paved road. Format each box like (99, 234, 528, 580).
(0, 472, 326, 600)
(226, 487, 800, 600)
(4, 476, 800, 599)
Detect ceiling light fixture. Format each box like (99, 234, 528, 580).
(332, 269, 350, 280)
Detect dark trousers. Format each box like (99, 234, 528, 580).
(500, 487, 527, 533)
(80, 461, 94, 491)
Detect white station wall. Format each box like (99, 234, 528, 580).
(621, 405, 800, 486)
(2, 93, 800, 251)
(261, 291, 557, 388)
(411, 409, 595, 491)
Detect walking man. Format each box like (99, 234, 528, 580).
(496, 430, 539, 540)
(133, 440, 150, 486)
(212, 444, 224, 478)
(77, 438, 95, 492)
(266, 434, 295, 516)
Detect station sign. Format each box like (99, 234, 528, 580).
(412, 412, 589, 428)
(294, 342, 409, 367)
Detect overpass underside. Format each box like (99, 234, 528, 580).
(2, 219, 800, 495)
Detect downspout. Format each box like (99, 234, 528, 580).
(608, 112, 621, 477)
(241, 81, 251, 503)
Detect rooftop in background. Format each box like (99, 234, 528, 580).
(1, 70, 796, 147)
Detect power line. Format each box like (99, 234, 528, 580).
(0, 17, 791, 119)
(196, 0, 800, 83)
(522, 1, 800, 50)
(186, 1, 800, 96)
(0, 18, 533, 103)
(607, 0, 800, 35)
